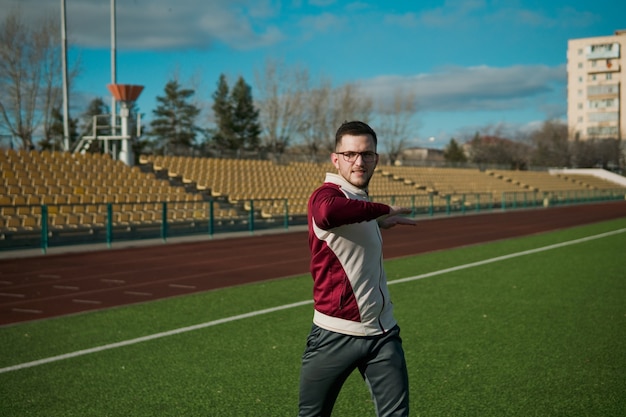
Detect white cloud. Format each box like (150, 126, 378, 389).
(308, 0, 337, 6)
(1, 0, 285, 50)
(409, 0, 487, 28)
(299, 12, 346, 33)
(360, 64, 566, 113)
(385, 1, 600, 30)
(383, 12, 420, 28)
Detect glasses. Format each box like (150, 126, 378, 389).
(335, 151, 378, 163)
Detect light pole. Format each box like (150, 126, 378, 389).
(60, 0, 70, 151)
(111, 0, 117, 138)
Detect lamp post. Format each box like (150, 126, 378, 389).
(60, 0, 70, 151)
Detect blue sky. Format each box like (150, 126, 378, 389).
(4, 0, 626, 148)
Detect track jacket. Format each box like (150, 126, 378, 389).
(308, 173, 397, 337)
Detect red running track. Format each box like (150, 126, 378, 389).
(1, 201, 625, 326)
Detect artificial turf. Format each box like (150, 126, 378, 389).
(1, 218, 625, 416)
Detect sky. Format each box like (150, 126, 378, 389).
(3, 0, 626, 148)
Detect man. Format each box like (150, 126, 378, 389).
(298, 121, 417, 417)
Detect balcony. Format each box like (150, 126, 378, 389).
(586, 42, 620, 60)
(586, 125, 619, 137)
(587, 59, 621, 73)
(587, 83, 620, 98)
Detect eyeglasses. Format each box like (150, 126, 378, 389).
(335, 151, 378, 163)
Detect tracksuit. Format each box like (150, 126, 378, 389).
(298, 173, 409, 417)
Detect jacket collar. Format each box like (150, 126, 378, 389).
(324, 172, 369, 198)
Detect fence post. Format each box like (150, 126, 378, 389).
(429, 194, 434, 217)
(208, 200, 215, 237)
(283, 199, 289, 229)
(106, 203, 113, 248)
(161, 202, 168, 242)
(41, 205, 48, 254)
(248, 200, 255, 234)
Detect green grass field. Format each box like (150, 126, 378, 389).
(1, 218, 625, 417)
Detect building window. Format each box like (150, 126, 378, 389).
(588, 98, 616, 109)
(587, 84, 619, 96)
(588, 112, 618, 123)
(586, 43, 620, 59)
(591, 43, 613, 53)
(587, 126, 618, 136)
(606, 73, 612, 80)
(577, 103, 583, 109)
(578, 62, 583, 68)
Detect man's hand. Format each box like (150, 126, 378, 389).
(377, 206, 418, 229)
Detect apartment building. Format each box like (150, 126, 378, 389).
(567, 29, 626, 140)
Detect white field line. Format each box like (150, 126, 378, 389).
(1, 227, 625, 375)
(0, 300, 313, 375)
(390, 228, 626, 285)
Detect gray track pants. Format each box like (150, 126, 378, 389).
(298, 324, 409, 417)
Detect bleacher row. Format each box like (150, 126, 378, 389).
(1, 149, 624, 235)
(0, 150, 232, 234)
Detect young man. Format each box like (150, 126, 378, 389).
(298, 121, 417, 417)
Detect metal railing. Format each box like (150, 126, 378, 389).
(1, 188, 624, 254)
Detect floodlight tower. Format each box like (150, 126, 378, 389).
(107, 84, 143, 166)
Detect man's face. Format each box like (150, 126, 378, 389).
(331, 133, 379, 189)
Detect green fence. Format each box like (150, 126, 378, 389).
(0, 188, 624, 253)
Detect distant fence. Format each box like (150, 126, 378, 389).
(1, 188, 624, 254)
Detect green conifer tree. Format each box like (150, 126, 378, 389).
(443, 138, 468, 163)
(231, 76, 261, 151)
(149, 80, 200, 155)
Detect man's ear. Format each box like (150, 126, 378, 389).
(330, 153, 340, 169)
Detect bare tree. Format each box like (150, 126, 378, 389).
(376, 88, 417, 165)
(299, 79, 332, 162)
(327, 83, 373, 152)
(468, 132, 531, 170)
(299, 81, 373, 160)
(254, 59, 308, 160)
(530, 120, 570, 168)
(0, 10, 69, 149)
(570, 138, 621, 169)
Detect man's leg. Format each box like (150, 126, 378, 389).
(360, 326, 409, 417)
(298, 325, 362, 417)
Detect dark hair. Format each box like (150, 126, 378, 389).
(335, 121, 377, 150)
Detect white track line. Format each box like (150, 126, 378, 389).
(1, 227, 624, 375)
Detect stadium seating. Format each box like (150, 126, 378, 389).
(0, 150, 218, 236)
(489, 170, 579, 192)
(1, 149, 624, 237)
(554, 173, 621, 190)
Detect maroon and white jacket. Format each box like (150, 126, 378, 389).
(307, 173, 397, 336)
